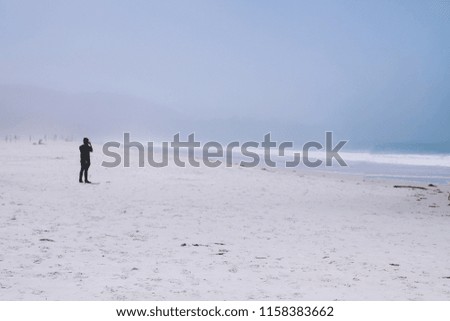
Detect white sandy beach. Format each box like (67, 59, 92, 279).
(0, 141, 449, 300)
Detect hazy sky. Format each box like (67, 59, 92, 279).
(1, 0, 449, 145)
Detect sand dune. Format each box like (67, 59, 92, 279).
(0, 142, 449, 300)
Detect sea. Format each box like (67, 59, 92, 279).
(112, 141, 450, 185)
(320, 151, 450, 185)
(271, 150, 450, 185)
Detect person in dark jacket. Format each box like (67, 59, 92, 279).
(79, 137, 93, 183)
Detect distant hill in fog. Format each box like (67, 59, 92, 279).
(0, 84, 321, 144)
(1, 84, 448, 155)
(0, 84, 185, 141)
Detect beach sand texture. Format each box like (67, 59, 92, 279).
(0, 142, 449, 300)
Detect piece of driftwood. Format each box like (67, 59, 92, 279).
(393, 185, 427, 190)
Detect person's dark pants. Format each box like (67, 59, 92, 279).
(79, 160, 90, 182)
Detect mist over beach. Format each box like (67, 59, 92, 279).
(1, 1, 449, 149)
(0, 0, 449, 301)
